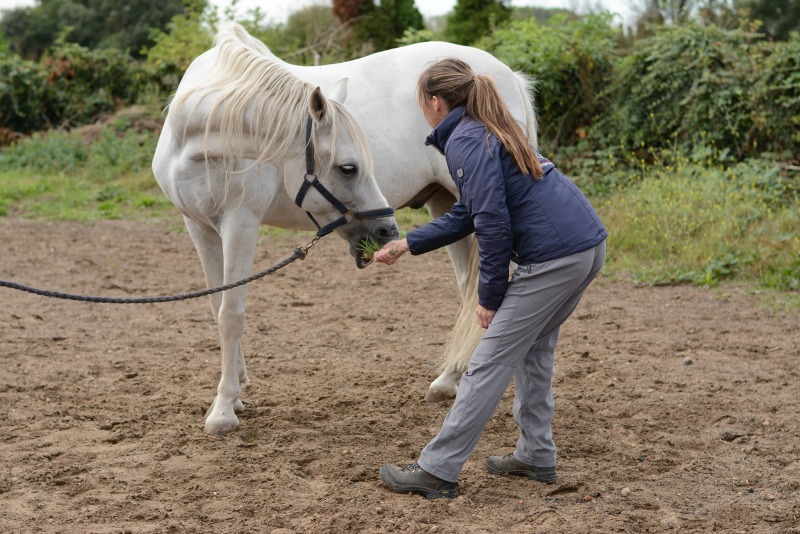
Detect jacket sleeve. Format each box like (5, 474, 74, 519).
(406, 200, 474, 255)
(450, 134, 513, 311)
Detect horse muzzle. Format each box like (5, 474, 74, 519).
(350, 220, 400, 269)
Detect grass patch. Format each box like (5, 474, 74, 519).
(394, 207, 432, 233)
(357, 235, 381, 262)
(0, 126, 173, 221)
(596, 159, 799, 290)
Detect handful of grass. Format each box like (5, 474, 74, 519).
(357, 235, 381, 262)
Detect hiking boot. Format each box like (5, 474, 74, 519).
(379, 462, 458, 500)
(484, 453, 557, 484)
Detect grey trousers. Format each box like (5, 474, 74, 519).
(417, 241, 606, 483)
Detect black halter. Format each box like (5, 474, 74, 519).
(294, 116, 394, 237)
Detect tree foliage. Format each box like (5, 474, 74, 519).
(0, 0, 188, 59)
(142, 0, 216, 88)
(447, 0, 511, 45)
(345, 0, 424, 54)
(739, 0, 800, 40)
(259, 5, 348, 64)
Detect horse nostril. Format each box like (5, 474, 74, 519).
(376, 224, 399, 239)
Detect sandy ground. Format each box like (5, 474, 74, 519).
(1, 218, 798, 533)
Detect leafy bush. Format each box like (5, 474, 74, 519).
(750, 35, 800, 158)
(447, 0, 510, 46)
(476, 13, 619, 150)
(0, 42, 148, 134)
(42, 42, 148, 127)
(599, 23, 799, 165)
(0, 55, 51, 132)
(142, 2, 216, 89)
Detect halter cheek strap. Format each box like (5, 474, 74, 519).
(294, 115, 394, 237)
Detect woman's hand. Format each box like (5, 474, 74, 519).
(476, 305, 496, 329)
(372, 238, 409, 265)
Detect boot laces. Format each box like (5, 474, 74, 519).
(400, 462, 423, 472)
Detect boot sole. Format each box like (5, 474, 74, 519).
(484, 458, 557, 484)
(379, 466, 458, 500)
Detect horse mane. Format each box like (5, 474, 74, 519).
(170, 23, 372, 177)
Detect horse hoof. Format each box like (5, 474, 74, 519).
(425, 386, 457, 403)
(234, 399, 245, 413)
(204, 420, 239, 435)
(204, 414, 240, 435)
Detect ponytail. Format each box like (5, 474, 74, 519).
(417, 58, 542, 179)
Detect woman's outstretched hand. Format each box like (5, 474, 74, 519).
(372, 238, 409, 265)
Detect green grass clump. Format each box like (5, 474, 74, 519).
(357, 235, 381, 261)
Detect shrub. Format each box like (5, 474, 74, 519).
(0, 55, 50, 132)
(598, 23, 800, 165)
(476, 13, 619, 150)
(142, 2, 216, 88)
(750, 35, 800, 159)
(0, 43, 148, 135)
(42, 42, 148, 128)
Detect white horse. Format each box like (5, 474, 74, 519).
(153, 23, 538, 434)
(152, 24, 399, 434)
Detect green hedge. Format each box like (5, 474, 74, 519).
(0, 55, 51, 133)
(600, 24, 800, 164)
(0, 43, 148, 134)
(751, 37, 800, 158)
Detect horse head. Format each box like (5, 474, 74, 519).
(286, 79, 400, 268)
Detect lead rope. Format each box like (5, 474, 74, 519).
(0, 236, 322, 304)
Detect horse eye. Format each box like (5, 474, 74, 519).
(339, 164, 358, 177)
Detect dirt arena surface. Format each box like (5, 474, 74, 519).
(1, 218, 798, 533)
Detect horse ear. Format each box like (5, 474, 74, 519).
(330, 77, 348, 104)
(309, 86, 328, 123)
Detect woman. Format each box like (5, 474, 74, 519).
(374, 58, 607, 500)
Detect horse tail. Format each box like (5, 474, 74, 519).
(437, 237, 482, 376)
(513, 70, 539, 150)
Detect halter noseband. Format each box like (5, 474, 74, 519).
(294, 116, 394, 237)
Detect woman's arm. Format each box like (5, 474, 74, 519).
(406, 201, 474, 255)
(372, 201, 474, 265)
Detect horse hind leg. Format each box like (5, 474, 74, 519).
(425, 240, 482, 402)
(422, 191, 483, 402)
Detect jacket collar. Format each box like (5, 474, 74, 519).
(424, 105, 467, 154)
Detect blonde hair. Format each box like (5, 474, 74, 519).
(417, 58, 542, 179)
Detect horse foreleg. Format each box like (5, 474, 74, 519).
(184, 217, 248, 421)
(197, 215, 260, 435)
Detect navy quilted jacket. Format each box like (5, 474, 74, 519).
(407, 106, 607, 310)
